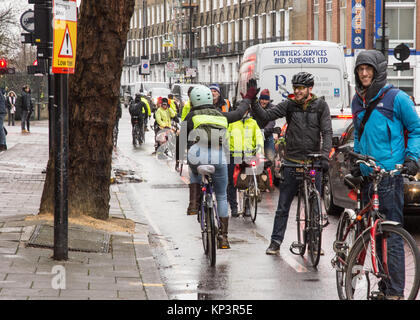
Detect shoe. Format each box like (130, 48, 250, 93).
(231, 207, 239, 217)
(266, 241, 281, 255)
(0, 144, 6, 151)
(385, 295, 404, 300)
(217, 217, 230, 249)
(175, 160, 180, 172)
(21, 129, 28, 134)
(187, 183, 200, 215)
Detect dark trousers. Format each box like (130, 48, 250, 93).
(271, 160, 322, 244)
(227, 155, 242, 210)
(7, 110, 14, 126)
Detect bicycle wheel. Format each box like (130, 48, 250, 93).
(199, 202, 208, 255)
(206, 205, 217, 267)
(345, 223, 420, 300)
(334, 211, 358, 300)
(248, 180, 258, 222)
(307, 190, 322, 268)
(296, 190, 307, 256)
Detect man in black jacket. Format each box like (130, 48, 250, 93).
(20, 85, 34, 134)
(244, 73, 333, 255)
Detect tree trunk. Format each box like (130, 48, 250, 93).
(39, 0, 135, 219)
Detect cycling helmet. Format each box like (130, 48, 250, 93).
(292, 72, 315, 87)
(190, 85, 213, 107)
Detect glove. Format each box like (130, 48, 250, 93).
(320, 158, 329, 173)
(402, 157, 419, 176)
(350, 164, 362, 177)
(244, 79, 260, 100)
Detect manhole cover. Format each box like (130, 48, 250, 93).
(151, 184, 188, 189)
(27, 225, 111, 253)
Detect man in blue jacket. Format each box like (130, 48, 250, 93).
(351, 50, 420, 299)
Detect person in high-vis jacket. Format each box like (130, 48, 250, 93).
(182, 85, 249, 249)
(140, 94, 151, 131)
(226, 111, 264, 217)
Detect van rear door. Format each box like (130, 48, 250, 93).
(258, 42, 348, 108)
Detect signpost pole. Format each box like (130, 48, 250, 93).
(53, 73, 68, 261)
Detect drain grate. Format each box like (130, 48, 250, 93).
(151, 184, 188, 189)
(27, 225, 111, 253)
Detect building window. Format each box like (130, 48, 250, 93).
(326, 0, 332, 41)
(387, 67, 414, 96)
(385, 2, 416, 48)
(313, 0, 319, 40)
(340, 0, 346, 46)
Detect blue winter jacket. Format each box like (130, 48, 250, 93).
(352, 84, 420, 175)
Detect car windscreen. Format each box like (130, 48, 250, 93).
(331, 118, 353, 136)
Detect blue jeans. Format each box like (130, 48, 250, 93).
(0, 113, 6, 146)
(188, 145, 229, 218)
(362, 175, 405, 296)
(271, 160, 322, 244)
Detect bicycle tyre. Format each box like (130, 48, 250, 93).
(199, 203, 208, 255)
(248, 180, 258, 222)
(335, 211, 358, 300)
(345, 223, 420, 300)
(307, 190, 322, 268)
(206, 205, 216, 267)
(296, 190, 307, 256)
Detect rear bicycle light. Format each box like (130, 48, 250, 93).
(251, 160, 257, 167)
(310, 169, 316, 177)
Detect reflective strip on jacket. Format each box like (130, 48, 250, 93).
(227, 116, 264, 158)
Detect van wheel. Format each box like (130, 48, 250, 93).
(323, 177, 343, 216)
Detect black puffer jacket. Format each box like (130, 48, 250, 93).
(248, 95, 333, 161)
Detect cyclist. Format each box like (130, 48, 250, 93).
(182, 85, 250, 249)
(129, 94, 147, 145)
(244, 73, 332, 255)
(155, 97, 176, 130)
(210, 83, 231, 113)
(350, 50, 420, 299)
(140, 93, 151, 131)
(181, 86, 195, 121)
(227, 109, 264, 217)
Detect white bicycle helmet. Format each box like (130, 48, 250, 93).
(190, 85, 213, 107)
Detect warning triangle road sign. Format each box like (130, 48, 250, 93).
(58, 24, 73, 58)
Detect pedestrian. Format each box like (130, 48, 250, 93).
(19, 85, 34, 134)
(6, 90, 16, 126)
(350, 50, 420, 299)
(0, 87, 7, 151)
(209, 83, 231, 113)
(243, 74, 332, 255)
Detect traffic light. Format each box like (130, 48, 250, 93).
(20, 0, 51, 74)
(0, 58, 14, 75)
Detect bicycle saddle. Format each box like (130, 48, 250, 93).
(197, 165, 216, 176)
(344, 174, 364, 190)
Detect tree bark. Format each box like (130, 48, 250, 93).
(39, 0, 135, 219)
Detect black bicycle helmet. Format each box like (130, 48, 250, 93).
(292, 72, 315, 87)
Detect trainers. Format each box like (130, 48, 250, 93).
(266, 241, 281, 255)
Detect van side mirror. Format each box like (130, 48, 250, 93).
(332, 136, 340, 147)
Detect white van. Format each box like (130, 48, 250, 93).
(236, 41, 350, 109)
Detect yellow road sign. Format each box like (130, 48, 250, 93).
(52, 0, 77, 74)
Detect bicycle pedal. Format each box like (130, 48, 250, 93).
(333, 240, 348, 254)
(289, 241, 304, 255)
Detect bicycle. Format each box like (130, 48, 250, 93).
(131, 116, 144, 146)
(285, 154, 327, 268)
(339, 149, 420, 300)
(236, 159, 261, 223)
(197, 164, 221, 267)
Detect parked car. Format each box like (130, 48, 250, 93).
(324, 119, 420, 215)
